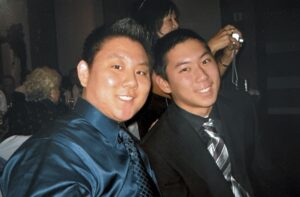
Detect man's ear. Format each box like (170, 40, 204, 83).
(154, 73, 171, 94)
(77, 60, 89, 87)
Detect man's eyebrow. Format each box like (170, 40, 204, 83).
(174, 60, 190, 68)
(200, 51, 211, 58)
(108, 53, 149, 66)
(107, 53, 124, 60)
(174, 50, 210, 68)
(138, 64, 150, 69)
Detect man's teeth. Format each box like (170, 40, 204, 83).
(199, 87, 210, 93)
(119, 96, 133, 101)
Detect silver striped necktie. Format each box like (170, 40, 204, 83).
(202, 118, 250, 197)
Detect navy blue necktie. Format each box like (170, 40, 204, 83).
(119, 129, 156, 196)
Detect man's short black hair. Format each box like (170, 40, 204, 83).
(81, 17, 153, 69)
(154, 28, 211, 80)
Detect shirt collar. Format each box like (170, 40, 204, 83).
(174, 103, 209, 132)
(73, 97, 121, 143)
(173, 102, 223, 134)
(173, 102, 221, 132)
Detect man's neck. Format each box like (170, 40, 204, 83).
(175, 101, 213, 118)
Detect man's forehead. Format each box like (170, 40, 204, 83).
(167, 39, 206, 56)
(103, 35, 140, 45)
(98, 36, 145, 53)
(92, 37, 149, 65)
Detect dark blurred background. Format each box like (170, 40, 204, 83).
(0, 0, 300, 196)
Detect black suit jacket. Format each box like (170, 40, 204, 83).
(142, 90, 257, 197)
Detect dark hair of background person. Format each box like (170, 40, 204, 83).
(131, 0, 180, 45)
(60, 67, 82, 93)
(1, 75, 16, 105)
(6, 23, 28, 83)
(81, 17, 153, 69)
(154, 28, 211, 80)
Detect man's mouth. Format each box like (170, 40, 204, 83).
(198, 87, 211, 93)
(119, 95, 134, 101)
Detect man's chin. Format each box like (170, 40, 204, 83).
(115, 111, 137, 122)
(116, 103, 145, 122)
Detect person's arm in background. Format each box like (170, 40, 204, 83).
(0, 90, 7, 115)
(208, 25, 243, 76)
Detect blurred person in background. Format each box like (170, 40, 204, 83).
(0, 90, 7, 116)
(0, 89, 7, 134)
(2, 66, 66, 140)
(61, 67, 83, 110)
(1, 75, 16, 108)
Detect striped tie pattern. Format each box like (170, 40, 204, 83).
(119, 129, 155, 196)
(203, 118, 250, 197)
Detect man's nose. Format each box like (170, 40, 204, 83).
(194, 65, 208, 81)
(123, 71, 138, 88)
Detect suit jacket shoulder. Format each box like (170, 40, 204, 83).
(142, 103, 234, 197)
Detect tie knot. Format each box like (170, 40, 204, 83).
(202, 118, 215, 130)
(119, 129, 134, 144)
(119, 128, 139, 161)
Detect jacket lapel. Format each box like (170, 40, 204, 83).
(216, 95, 247, 186)
(166, 103, 233, 196)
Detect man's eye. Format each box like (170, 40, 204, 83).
(203, 59, 211, 65)
(136, 70, 148, 76)
(112, 65, 121, 70)
(179, 67, 190, 73)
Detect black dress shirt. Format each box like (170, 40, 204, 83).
(177, 104, 223, 141)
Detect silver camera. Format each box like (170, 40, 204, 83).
(232, 33, 244, 43)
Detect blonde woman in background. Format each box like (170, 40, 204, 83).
(2, 66, 67, 140)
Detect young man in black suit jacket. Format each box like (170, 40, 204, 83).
(142, 28, 267, 197)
